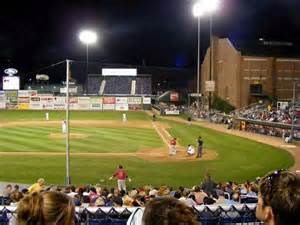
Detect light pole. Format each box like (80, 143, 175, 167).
(193, 0, 220, 110)
(203, 0, 220, 110)
(193, 2, 204, 116)
(79, 30, 97, 94)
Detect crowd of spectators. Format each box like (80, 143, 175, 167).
(1, 174, 260, 208)
(237, 104, 295, 124)
(187, 102, 300, 140)
(1, 170, 299, 225)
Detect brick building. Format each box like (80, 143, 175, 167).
(201, 37, 300, 108)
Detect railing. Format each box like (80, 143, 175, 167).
(0, 204, 262, 225)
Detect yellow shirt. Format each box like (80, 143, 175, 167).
(28, 183, 43, 194)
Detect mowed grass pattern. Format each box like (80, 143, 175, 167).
(0, 126, 162, 152)
(0, 110, 295, 186)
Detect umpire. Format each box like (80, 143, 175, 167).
(196, 136, 203, 158)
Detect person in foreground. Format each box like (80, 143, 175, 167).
(142, 197, 200, 225)
(17, 191, 75, 225)
(255, 169, 300, 225)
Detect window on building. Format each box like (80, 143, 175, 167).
(250, 84, 262, 94)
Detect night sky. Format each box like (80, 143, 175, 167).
(1, 0, 300, 78)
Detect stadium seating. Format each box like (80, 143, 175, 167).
(87, 76, 152, 95)
(135, 77, 152, 95)
(0, 205, 261, 225)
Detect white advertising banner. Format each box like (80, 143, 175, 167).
(116, 97, 128, 104)
(42, 103, 54, 110)
(90, 103, 102, 110)
(54, 97, 66, 104)
(30, 103, 43, 110)
(115, 104, 129, 111)
(40, 96, 54, 104)
(54, 103, 66, 110)
(102, 68, 137, 76)
(0, 102, 6, 109)
(69, 103, 79, 110)
(89, 97, 102, 104)
(165, 110, 180, 115)
(142, 97, 151, 104)
(128, 97, 141, 104)
(28, 90, 38, 97)
(78, 104, 90, 110)
(60, 87, 77, 94)
(103, 104, 115, 110)
(3, 76, 20, 90)
(18, 90, 30, 97)
(78, 97, 90, 104)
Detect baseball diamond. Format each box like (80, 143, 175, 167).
(0, 110, 294, 187)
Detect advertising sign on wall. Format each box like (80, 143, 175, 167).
(18, 90, 30, 97)
(128, 97, 141, 104)
(165, 109, 180, 115)
(115, 104, 129, 111)
(103, 97, 116, 104)
(103, 104, 115, 110)
(0, 102, 5, 109)
(89, 97, 102, 104)
(142, 97, 151, 104)
(0, 91, 6, 109)
(30, 103, 42, 110)
(18, 97, 30, 103)
(3, 76, 20, 90)
(18, 103, 30, 110)
(90, 103, 102, 110)
(128, 104, 142, 110)
(54, 97, 65, 104)
(78, 97, 90, 104)
(170, 92, 179, 102)
(69, 97, 78, 104)
(116, 97, 128, 104)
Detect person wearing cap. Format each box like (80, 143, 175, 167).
(109, 165, 131, 191)
(28, 178, 45, 194)
(196, 136, 203, 158)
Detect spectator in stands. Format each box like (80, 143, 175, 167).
(2, 184, 12, 197)
(201, 173, 216, 195)
(109, 165, 131, 191)
(192, 186, 207, 205)
(142, 197, 199, 225)
(256, 169, 300, 225)
(10, 185, 23, 203)
(28, 178, 45, 194)
(17, 191, 75, 225)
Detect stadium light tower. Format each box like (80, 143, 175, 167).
(193, 1, 204, 116)
(79, 30, 98, 94)
(202, 0, 220, 110)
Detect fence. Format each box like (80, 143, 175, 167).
(0, 204, 262, 225)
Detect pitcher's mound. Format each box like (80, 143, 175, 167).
(49, 133, 88, 139)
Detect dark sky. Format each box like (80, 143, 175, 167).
(1, 0, 300, 77)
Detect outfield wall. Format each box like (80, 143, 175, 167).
(0, 90, 151, 111)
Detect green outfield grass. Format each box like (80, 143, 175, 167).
(0, 110, 294, 187)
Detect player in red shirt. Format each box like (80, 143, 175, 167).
(109, 165, 131, 191)
(169, 137, 177, 156)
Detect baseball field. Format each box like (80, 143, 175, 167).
(0, 110, 294, 187)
